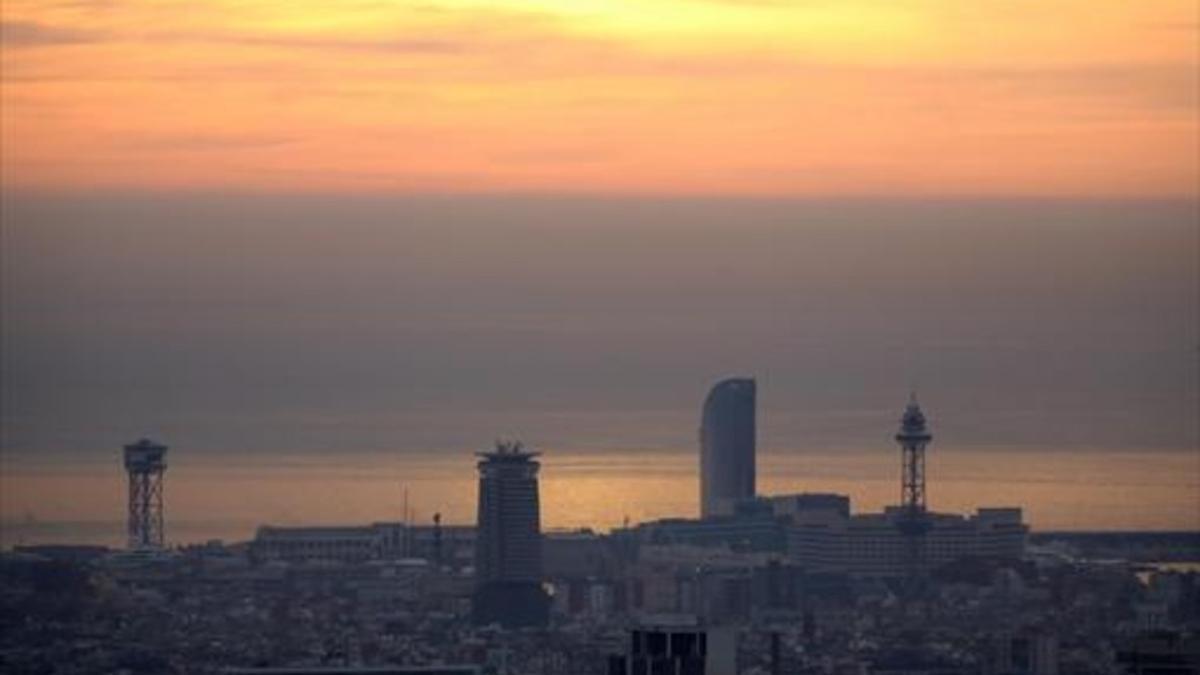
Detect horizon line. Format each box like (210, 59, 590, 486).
(3, 185, 1198, 204)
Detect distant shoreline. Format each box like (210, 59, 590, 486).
(5, 522, 1199, 558)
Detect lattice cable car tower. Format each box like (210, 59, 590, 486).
(124, 438, 168, 549)
(895, 394, 932, 582)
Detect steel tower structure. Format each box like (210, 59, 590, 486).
(895, 395, 932, 578)
(124, 438, 168, 549)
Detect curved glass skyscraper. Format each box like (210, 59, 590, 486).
(699, 377, 756, 518)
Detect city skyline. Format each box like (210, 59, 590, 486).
(2, 1, 1197, 671)
(3, 384, 1196, 551)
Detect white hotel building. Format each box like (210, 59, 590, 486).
(788, 504, 1028, 577)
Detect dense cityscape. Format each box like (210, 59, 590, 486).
(1, 381, 1197, 674)
(3, 0, 1196, 671)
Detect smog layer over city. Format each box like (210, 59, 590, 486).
(1, 1, 1198, 674)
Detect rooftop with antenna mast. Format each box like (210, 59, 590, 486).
(476, 438, 541, 461)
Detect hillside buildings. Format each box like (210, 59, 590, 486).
(607, 618, 737, 675)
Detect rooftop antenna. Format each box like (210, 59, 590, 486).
(403, 485, 412, 556)
(433, 512, 443, 566)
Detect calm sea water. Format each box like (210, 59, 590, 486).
(2, 445, 1196, 548)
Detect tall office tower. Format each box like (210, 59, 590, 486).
(895, 395, 933, 579)
(473, 440, 549, 627)
(123, 438, 168, 550)
(699, 378, 756, 519)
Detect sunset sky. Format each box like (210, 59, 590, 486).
(2, 3, 1199, 540)
(3, 0, 1197, 196)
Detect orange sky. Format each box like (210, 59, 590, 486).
(2, 0, 1197, 196)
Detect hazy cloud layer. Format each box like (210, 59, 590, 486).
(2, 194, 1196, 458)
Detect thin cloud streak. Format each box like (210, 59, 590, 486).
(0, 20, 101, 47)
(120, 134, 298, 152)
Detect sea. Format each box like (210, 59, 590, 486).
(2, 443, 1197, 548)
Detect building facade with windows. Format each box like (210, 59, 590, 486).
(472, 440, 549, 627)
(788, 505, 1028, 578)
